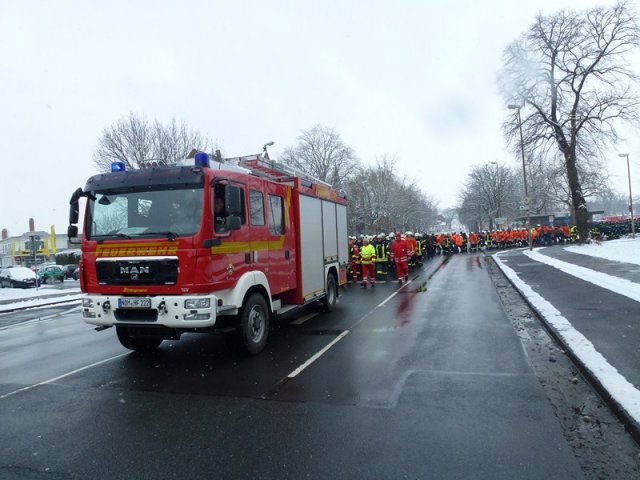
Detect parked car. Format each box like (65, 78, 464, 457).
(72, 266, 80, 281)
(0, 266, 38, 288)
(30, 262, 58, 272)
(37, 265, 65, 284)
(62, 264, 78, 279)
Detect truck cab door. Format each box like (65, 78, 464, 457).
(266, 184, 296, 295)
(246, 184, 270, 279)
(210, 181, 248, 287)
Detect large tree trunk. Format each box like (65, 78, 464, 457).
(565, 151, 589, 243)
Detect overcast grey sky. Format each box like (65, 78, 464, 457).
(1, 0, 638, 237)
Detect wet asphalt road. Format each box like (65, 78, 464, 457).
(0, 254, 586, 480)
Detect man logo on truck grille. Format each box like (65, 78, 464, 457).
(120, 266, 149, 280)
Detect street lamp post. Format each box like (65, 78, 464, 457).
(618, 153, 636, 239)
(508, 104, 533, 250)
(489, 162, 501, 229)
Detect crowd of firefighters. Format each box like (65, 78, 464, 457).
(348, 224, 577, 287)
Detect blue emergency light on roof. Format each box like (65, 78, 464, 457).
(111, 161, 126, 172)
(194, 152, 210, 168)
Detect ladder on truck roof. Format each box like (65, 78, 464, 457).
(229, 154, 332, 187)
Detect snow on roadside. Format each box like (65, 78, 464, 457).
(522, 248, 640, 303)
(565, 237, 640, 266)
(0, 285, 79, 301)
(0, 285, 82, 313)
(493, 253, 640, 427)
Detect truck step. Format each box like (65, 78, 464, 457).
(275, 305, 298, 315)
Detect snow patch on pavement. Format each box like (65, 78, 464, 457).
(493, 253, 640, 427)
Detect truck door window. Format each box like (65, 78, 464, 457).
(250, 190, 265, 226)
(214, 183, 246, 233)
(268, 194, 284, 235)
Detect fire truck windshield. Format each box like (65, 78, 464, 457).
(87, 186, 204, 239)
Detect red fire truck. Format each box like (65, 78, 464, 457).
(68, 151, 348, 354)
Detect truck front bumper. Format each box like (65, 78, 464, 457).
(81, 293, 234, 329)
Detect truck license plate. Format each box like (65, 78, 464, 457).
(118, 298, 151, 309)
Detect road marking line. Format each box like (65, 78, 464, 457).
(0, 353, 128, 400)
(287, 330, 350, 379)
(290, 312, 318, 325)
(271, 273, 421, 391)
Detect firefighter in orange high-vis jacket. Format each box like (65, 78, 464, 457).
(359, 236, 376, 288)
(390, 232, 409, 285)
(405, 232, 417, 269)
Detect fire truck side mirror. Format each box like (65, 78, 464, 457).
(69, 203, 79, 225)
(69, 187, 83, 224)
(227, 216, 242, 231)
(67, 225, 81, 244)
(225, 186, 242, 216)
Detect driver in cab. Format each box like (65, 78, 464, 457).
(214, 194, 228, 232)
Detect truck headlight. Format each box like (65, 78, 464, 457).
(82, 298, 94, 308)
(184, 298, 211, 309)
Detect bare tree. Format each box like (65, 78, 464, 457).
(345, 155, 437, 234)
(457, 163, 521, 231)
(588, 189, 627, 216)
(543, 153, 612, 213)
(500, 1, 640, 242)
(93, 112, 215, 172)
(279, 124, 359, 190)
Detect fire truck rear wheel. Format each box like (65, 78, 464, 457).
(116, 326, 163, 352)
(323, 273, 337, 312)
(238, 293, 269, 355)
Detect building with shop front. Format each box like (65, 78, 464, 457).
(0, 221, 74, 269)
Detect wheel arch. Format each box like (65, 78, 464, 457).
(325, 264, 339, 298)
(241, 284, 272, 315)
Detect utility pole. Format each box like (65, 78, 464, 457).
(508, 104, 533, 250)
(618, 153, 635, 239)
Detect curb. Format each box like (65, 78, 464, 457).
(489, 255, 640, 447)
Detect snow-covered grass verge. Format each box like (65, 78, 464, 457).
(493, 253, 640, 429)
(522, 248, 640, 303)
(565, 237, 640, 266)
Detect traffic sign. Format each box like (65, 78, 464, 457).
(523, 196, 530, 205)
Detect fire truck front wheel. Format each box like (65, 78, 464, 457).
(116, 326, 163, 352)
(237, 293, 270, 355)
(323, 273, 337, 312)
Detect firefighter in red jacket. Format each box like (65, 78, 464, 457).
(390, 232, 409, 285)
